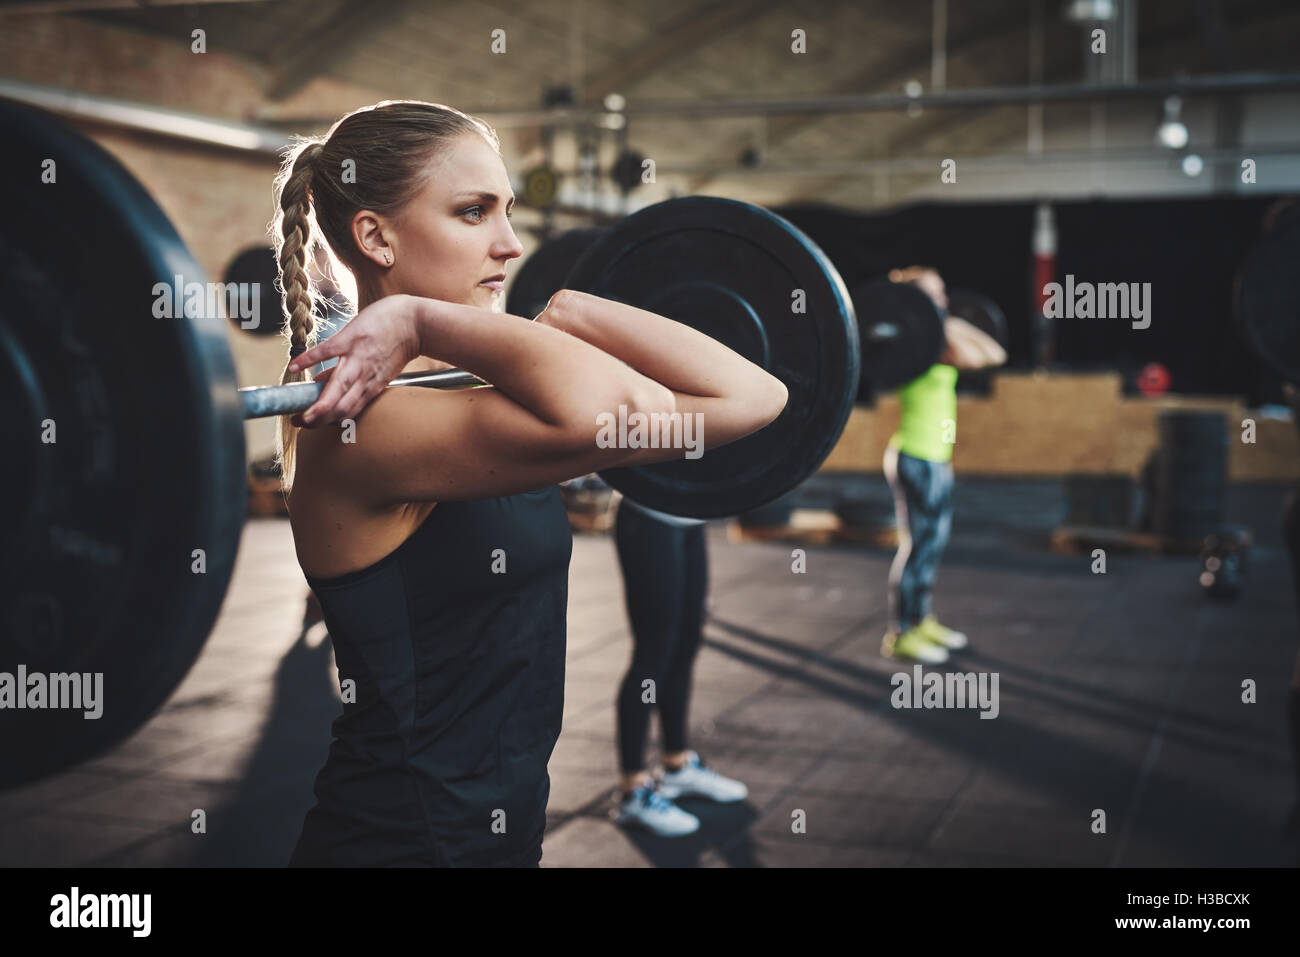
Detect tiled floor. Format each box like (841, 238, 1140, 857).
(2, 481, 1297, 867)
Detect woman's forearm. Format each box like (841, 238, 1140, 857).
(941, 318, 1007, 370)
(408, 294, 672, 429)
(543, 291, 780, 400)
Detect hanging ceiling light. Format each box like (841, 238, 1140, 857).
(1064, 0, 1117, 21)
(1156, 95, 1189, 149)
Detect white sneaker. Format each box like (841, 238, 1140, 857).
(656, 752, 748, 803)
(616, 783, 700, 837)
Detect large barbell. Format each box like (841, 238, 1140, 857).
(0, 103, 869, 787)
(240, 196, 863, 518)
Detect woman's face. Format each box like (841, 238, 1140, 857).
(359, 132, 524, 309)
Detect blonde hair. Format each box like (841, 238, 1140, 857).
(270, 100, 500, 491)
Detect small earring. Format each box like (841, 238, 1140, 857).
(384, 252, 393, 265)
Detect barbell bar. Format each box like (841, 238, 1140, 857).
(238, 367, 489, 419)
(237, 279, 1012, 421)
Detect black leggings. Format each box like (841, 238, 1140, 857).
(613, 502, 709, 775)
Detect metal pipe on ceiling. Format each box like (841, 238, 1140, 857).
(0, 77, 290, 154)
(5, 73, 1300, 165)
(253, 72, 1300, 128)
(653, 143, 1300, 177)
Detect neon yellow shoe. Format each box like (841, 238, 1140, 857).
(882, 624, 949, 664)
(918, 614, 968, 650)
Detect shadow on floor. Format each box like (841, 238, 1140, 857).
(182, 594, 338, 867)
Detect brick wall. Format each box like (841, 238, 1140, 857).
(0, 12, 540, 461)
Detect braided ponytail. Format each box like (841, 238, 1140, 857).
(271, 139, 325, 490)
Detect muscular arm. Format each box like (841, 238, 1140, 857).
(411, 292, 674, 431)
(938, 316, 1008, 371)
(534, 289, 788, 448)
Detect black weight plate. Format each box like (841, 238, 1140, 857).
(572, 197, 859, 520)
(612, 150, 646, 193)
(0, 320, 52, 577)
(947, 288, 1009, 347)
(1236, 212, 1300, 383)
(0, 102, 245, 790)
(222, 245, 281, 337)
(854, 278, 945, 394)
(506, 227, 607, 321)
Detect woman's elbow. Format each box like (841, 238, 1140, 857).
(567, 380, 674, 453)
(758, 373, 788, 426)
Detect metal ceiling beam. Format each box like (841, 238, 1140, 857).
(578, 0, 782, 103)
(616, 72, 1300, 116)
(10, 67, 1293, 165)
(266, 0, 423, 101)
(510, 0, 782, 162)
(790, 1, 1300, 206)
(654, 142, 1300, 176)
(685, 4, 1034, 192)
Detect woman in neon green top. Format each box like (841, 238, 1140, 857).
(881, 267, 1007, 664)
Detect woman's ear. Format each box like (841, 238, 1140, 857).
(351, 210, 392, 269)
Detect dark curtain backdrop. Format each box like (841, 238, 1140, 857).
(775, 195, 1291, 405)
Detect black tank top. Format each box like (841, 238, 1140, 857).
(289, 486, 572, 867)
